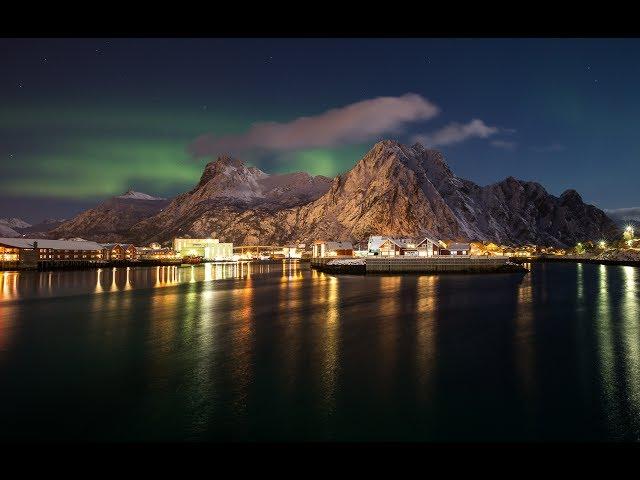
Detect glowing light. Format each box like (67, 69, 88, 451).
(599, 240, 606, 249)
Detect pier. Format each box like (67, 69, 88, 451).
(311, 255, 525, 274)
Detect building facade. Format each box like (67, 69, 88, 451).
(0, 238, 106, 267)
(102, 243, 138, 261)
(136, 246, 179, 261)
(441, 242, 471, 255)
(367, 236, 443, 257)
(312, 241, 354, 258)
(173, 238, 233, 261)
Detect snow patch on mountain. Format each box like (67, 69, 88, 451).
(0, 224, 21, 237)
(0, 217, 32, 229)
(117, 190, 166, 200)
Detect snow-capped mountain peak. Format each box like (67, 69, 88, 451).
(117, 190, 166, 201)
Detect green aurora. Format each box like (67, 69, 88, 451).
(1, 105, 368, 201)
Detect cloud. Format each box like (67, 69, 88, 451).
(188, 93, 440, 156)
(490, 139, 517, 150)
(605, 207, 640, 223)
(532, 143, 566, 152)
(412, 119, 499, 147)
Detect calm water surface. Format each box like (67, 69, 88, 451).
(0, 262, 639, 442)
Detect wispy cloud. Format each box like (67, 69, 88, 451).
(188, 93, 440, 156)
(490, 139, 517, 150)
(532, 143, 566, 152)
(412, 119, 500, 147)
(605, 207, 640, 222)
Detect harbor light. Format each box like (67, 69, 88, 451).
(623, 225, 634, 241)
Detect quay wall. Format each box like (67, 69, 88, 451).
(365, 255, 510, 273)
(311, 256, 515, 274)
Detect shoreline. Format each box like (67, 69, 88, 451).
(0, 257, 309, 272)
(510, 256, 640, 268)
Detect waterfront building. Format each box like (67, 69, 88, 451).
(281, 245, 302, 259)
(367, 236, 443, 256)
(136, 245, 179, 261)
(312, 241, 354, 258)
(0, 242, 20, 269)
(441, 242, 471, 255)
(102, 243, 138, 261)
(173, 238, 233, 261)
(0, 237, 106, 268)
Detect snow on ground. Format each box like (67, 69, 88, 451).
(326, 258, 365, 266)
(596, 249, 640, 262)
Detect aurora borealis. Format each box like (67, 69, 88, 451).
(2, 38, 639, 221)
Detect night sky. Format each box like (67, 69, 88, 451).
(2, 38, 638, 223)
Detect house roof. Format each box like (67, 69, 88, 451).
(416, 236, 442, 247)
(370, 235, 441, 250)
(0, 237, 104, 251)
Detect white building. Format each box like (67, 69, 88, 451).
(443, 242, 471, 255)
(172, 238, 233, 261)
(367, 235, 443, 257)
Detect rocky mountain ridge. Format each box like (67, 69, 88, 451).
(50, 141, 618, 247)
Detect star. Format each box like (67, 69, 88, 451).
(202, 105, 208, 111)
(17, 82, 23, 88)
(42, 57, 48, 63)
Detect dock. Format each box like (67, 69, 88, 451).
(311, 255, 526, 274)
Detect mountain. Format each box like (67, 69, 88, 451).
(50, 141, 618, 247)
(127, 156, 333, 244)
(407, 143, 616, 246)
(116, 190, 166, 201)
(49, 191, 170, 242)
(0, 223, 21, 238)
(0, 217, 31, 229)
(605, 207, 640, 229)
(16, 218, 68, 238)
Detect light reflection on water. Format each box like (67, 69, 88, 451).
(0, 262, 256, 302)
(416, 275, 437, 400)
(596, 264, 620, 437)
(515, 267, 535, 415)
(621, 266, 640, 439)
(1, 262, 640, 441)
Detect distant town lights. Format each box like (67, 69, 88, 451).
(599, 240, 606, 249)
